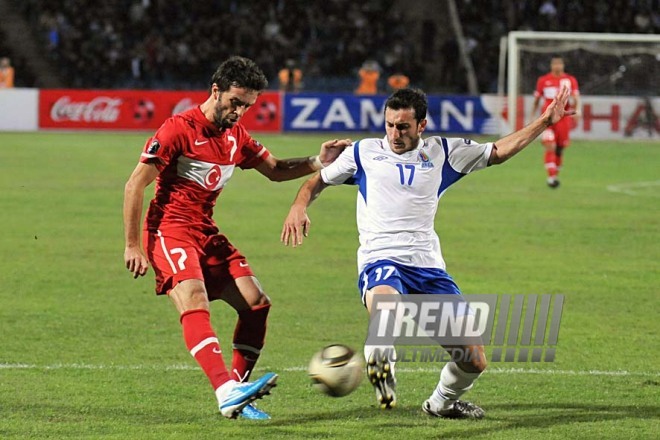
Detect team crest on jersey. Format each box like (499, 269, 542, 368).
(204, 164, 222, 190)
(147, 139, 161, 154)
(418, 150, 434, 168)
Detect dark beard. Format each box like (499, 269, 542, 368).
(214, 112, 235, 130)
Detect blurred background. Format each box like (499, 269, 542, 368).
(1, 0, 658, 93)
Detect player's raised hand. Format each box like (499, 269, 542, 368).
(543, 84, 575, 126)
(124, 246, 149, 278)
(319, 138, 352, 166)
(281, 204, 311, 247)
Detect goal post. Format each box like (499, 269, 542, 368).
(504, 31, 660, 135)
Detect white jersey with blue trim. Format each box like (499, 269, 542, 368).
(320, 135, 493, 273)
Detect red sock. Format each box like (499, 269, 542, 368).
(555, 149, 563, 175)
(230, 303, 270, 382)
(180, 309, 230, 390)
(544, 150, 557, 178)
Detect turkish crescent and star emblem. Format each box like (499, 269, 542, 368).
(204, 164, 223, 189)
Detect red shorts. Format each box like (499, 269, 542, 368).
(543, 116, 572, 148)
(144, 228, 254, 296)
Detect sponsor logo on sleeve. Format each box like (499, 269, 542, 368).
(147, 139, 161, 154)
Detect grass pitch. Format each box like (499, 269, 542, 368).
(0, 131, 658, 439)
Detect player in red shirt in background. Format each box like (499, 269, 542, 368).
(123, 56, 350, 419)
(531, 56, 581, 188)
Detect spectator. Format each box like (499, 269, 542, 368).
(278, 59, 303, 93)
(387, 72, 410, 92)
(355, 59, 380, 95)
(0, 57, 14, 88)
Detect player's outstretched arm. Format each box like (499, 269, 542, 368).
(490, 85, 574, 165)
(255, 138, 352, 182)
(123, 162, 159, 278)
(281, 173, 329, 247)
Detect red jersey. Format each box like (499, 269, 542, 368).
(534, 72, 579, 112)
(139, 107, 270, 234)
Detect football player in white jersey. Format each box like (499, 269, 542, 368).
(281, 86, 573, 419)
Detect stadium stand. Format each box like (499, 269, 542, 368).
(3, 0, 659, 92)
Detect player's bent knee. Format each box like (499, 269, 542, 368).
(243, 283, 271, 308)
(364, 285, 399, 312)
(169, 279, 210, 313)
(254, 291, 271, 307)
(231, 276, 271, 309)
(457, 345, 487, 374)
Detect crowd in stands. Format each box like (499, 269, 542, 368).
(7, 0, 660, 93)
(454, 0, 659, 93)
(12, 0, 416, 91)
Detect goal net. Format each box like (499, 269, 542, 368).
(503, 31, 660, 139)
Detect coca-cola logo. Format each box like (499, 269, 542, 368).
(172, 98, 199, 116)
(50, 96, 122, 122)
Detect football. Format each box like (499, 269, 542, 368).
(308, 344, 364, 397)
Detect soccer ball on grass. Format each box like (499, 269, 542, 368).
(308, 344, 364, 397)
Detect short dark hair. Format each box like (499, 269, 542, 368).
(211, 56, 268, 92)
(384, 88, 428, 122)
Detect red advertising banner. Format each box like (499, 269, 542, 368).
(38, 89, 281, 132)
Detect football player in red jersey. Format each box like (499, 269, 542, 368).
(123, 56, 350, 419)
(531, 56, 581, 188)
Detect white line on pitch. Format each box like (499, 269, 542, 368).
(0, 363, 198, 371)
(0, 363, 658, 378)
(281, 365, 659, 377)
(606, 179, 660, 196)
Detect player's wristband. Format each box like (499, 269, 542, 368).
(310, 155, 324, 171)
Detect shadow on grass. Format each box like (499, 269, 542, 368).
(264, 402, 660, 438)
(5, 400, 657, 439)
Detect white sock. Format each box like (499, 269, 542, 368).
(364, 344, 396, 374)
(215, 379, 237, 405)
(431, 362, 481, 409)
